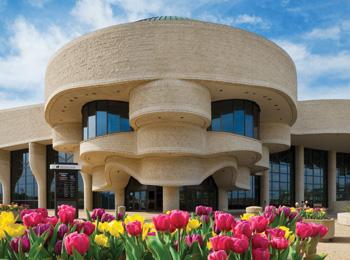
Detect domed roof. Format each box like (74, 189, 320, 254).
(137, 16, 200, 22)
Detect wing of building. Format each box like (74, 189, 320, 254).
(0, 16, 349, 213)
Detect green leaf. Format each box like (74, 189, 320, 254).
(48, 220, 61, 254)
(72, 248, 85, 260)
(145, 236, 172, 260)
(304, 254, 328, 260)
(86, 209, 92, 222)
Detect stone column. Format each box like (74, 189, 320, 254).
(218, 188, 228, 211)
(29, 143, 46, 208)
(0, 150, 11, 204)
(81, 172, 93, 211)
(260, 170, 269, 206)
(163, 186, 179, 213)
(328, 150, 336, 211)
(115, 188, 125, 208)
(295, 145, 304, 204)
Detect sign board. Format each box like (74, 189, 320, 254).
(51, 163, 80, 219)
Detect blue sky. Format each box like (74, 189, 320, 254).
(0, 0, 349, 109)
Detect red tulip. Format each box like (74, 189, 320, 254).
(252, 248, 270, 260)
(64, 232, 90, 256)
(251, 234, 270, 249)
(23, 212, 42, 227)
(57, 205, 76, 224)
(200, 215, 210, 224)
(153, 214, 170, 232)
(296, 222, 313, 238)
(208, 250, 228, 260)
(262, 212, 276, 224)
(43, 216, 58, 227)
(265, 227, 285, 240)
(169, 210, 189, 229)
(271, 237, 289, 250)
(249, 216, 268, 233)
(20, 209, 35, 219)
(230, 234, 249, 254)
(309, 223, 329, 238)
(209, 235, 233, 251)
(195, 206, 212, 216)
(234, 220, 252, 238)
(91, 208, 105, 221)
(35, 208, 48, 218)
(77, 221, 96, 236)
(126, 220, 142, 236)
(264, 206, 277, 214)
(185, 234, 204, 248)
(215, 213, 235, 232)
(11, 235, 30, 253)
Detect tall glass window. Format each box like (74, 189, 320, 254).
(46, 146, 84, 209)
(82, 101, 132, 140)
(269, 147, 295, 206)
(93, 191, 115, 209)
(336, 153, 350, 201)
(228, 175, 260, 209)
(11, 149, 38, 208)
(304, 148, 328, 207)
(208, 100, 260, 139)
(0, 182, 3, 204)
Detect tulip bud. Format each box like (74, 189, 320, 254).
(249, 216, 268, 233)
(264, 206, 277, 214)
(277, 206, 291, 218)
(57, 224, 68, 239)
(252, 248, 270, 260)
(271, 237, 289, 250)
(126, 220, 142, 236)
(23, 212, 42, 227)
(296, 222, 313, 238)
(55, 240, 63, 255)
(230, 234, 249, 254)
(152, 214, 170, 232)
(185, 234, 204, 248)
(209, 235, 233, 251)
(101, 213, 115, 223)
(234, 220, 252, 238)
(64, 232, 90, 256)
(117, 212, 124, 221)
(200, 215, 210, 224)
(57, 205, 76, 224)
(91, 208, 105, 221)
(251, 233, 270, 249)
(169, 210, 189, 229)
(208, 250, 228, 260)
(11, 235, 30, 253)
(77, 221, 96, 236)
(215, 213, 235, 232)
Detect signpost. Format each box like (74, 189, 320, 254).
(50, 163, 82, 219)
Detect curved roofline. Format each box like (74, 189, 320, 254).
(136, 16, 201, 22)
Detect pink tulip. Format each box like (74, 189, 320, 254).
(230, 234, 249, 254)
(20, 209, 35, 219)
(23, 212, 42, 227)
(185, 234, 204, 248)
(261, 212, 276, 224)
(264, 206, 276, 214)
(200, 215, 210, 224)
(208, 250, 228, 260)
(251, 234, 270, 249)
(309, 223, 329, 238)
(11, 235, 30, 253)
(271, 237, 289, 250)
(43, 216, 58, 227)
(196, 206, 212, 216)
(215, 213, 235, 232)
(296, 222, 313, 238)
(77, 221, 96, 236)
(126, 220, 142, 236)
(64, 232, 90, 256)
(265, 227, 285, 240)
(91, 208, 105, 221)
(101, 213, 115, 223)
(153, 214, 170, 232)
(252, 248, 270, 260)
(234, 220, 252, 238)
(169, 210, 189, 229)
(277, 206, 291, 218)
(57, 204, 76, 224)
(35, 208, 48, 218)
(209, 235, 233, 251)
(249, 216, 268, 233)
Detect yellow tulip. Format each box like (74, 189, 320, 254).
(0, 212, 17, 226)
(306, 208, 313, 213)
(125, 214, 145, 225)
(288, 234, 296, 244)
(98, 222, 110, 233)
(279, 226, 292, 239)
(290, 207, 296, 213)
(207, 241, 212, 250)
(142, 223, 154, 240)
(108, 220, 124, 238)
(5, 224, 26, 237)
(95, 234, 110, 247)
(186, 219, 201, 232)
(240, 213, 254, 220)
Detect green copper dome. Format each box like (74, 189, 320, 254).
(137, 16, 200, 22)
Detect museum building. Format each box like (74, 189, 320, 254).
(0, 17, 349, 213)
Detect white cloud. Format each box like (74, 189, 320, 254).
(0, 17, 74, 108)
(235, 14, 263, 25)
(274, 39, 350, 100)
(304, 26, 341, 40)
(25, 0, 50, 8)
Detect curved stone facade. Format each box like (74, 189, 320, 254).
(0, 17, 348, 212)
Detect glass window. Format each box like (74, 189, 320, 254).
(228, 175, 260, 209)
(94, 191, 115, 209)
(336, 152, 350, 201)
(82, 101, 132, 140)
(269, 147, 295, 206)
(209, 100, 260, 139)
(304, 148, 328, 207)
(11, 149, 38, 208)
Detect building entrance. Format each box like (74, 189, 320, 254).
(125, 178, 162, 212)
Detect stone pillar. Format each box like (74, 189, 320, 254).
(0, 150, 11, 204)
(115, 188, 125, 209)
(328, 150, 336, 211)
(29, 143, 46, 208)
(218, 188, 228, 211)
(81, 172, 93, 211)
(295, 145, 304, 204)
(163, 186, 179, 213)
(260, 170, 269, 206)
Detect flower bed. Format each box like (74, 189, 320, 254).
(0, 205, 329, 259)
